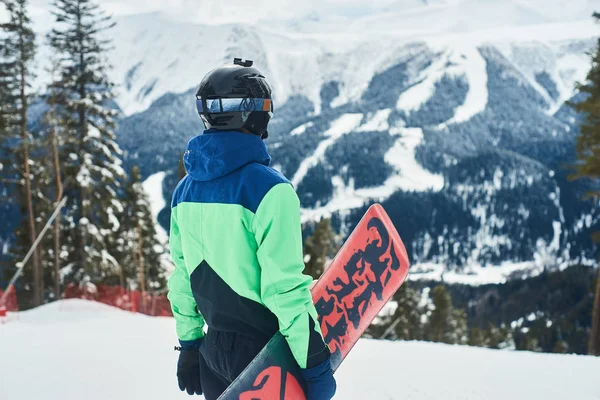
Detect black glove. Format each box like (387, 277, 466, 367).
(176, 341, 203, 396)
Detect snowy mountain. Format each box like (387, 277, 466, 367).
(3, 0, 597, 284)
(102, 2, 599, 116)
(26, 0, 600, 115)
(2, 299, 599, 400)
(105, 2, 600, 284)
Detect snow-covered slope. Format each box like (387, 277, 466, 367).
(1, 299, 599, 400)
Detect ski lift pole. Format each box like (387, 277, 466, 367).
(380, 315, 402, 340)
(0, 196, 68, 307)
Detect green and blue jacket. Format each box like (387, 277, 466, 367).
(168, 130, 330, 369)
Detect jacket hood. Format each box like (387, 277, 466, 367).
(184, 130, 271, 182)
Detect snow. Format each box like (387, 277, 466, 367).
(2, 299, 600, 400)
(356, 109, 392, 132)
(101, 249, 120, 272)
(554, 51, 591, 107)
(0, 2, 8, 24)
(410, 261, 547, 285)
(291, 113, 363, 188)
(395, 44, 488, 125)
(76, 166, 92, 188)
(290, 121, 314, 136)
(301, 126, 444, 222)
(550, 221, 562, 253)
(107, 207, 120, 232)
(396, 57, 449, 113)
(86, 125, 101, 138)
(142, 172, 168, 243)
(445, 45, 489, 125)
(411, 258, 599, 285)
(384, 127, 445, 192)
(491, 39, 593, 115)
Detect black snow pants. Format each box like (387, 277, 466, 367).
(199, 329, 270, 400)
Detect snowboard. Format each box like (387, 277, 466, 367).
(218, 204, 410, 400)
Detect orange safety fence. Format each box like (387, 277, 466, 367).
(0, 284, 172, 317)
(0, 285, 19, 316)
(62, 284, 173, 317)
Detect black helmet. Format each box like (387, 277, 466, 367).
(196, 58, 273, 139)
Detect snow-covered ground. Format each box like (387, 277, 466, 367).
(1, 299, 599, 400)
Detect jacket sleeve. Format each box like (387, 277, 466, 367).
(253, 183, 330, 369)
(167, 206, 206, 341)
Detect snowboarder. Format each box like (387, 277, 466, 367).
(168, 58, 337, 400)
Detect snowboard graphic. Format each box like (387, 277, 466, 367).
(219, 204, 410, 400)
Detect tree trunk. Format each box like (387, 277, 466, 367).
(119, 266, 125, 294)
(137, 220, 146, 311)
(50, 104, 63, 301)
(77, 97, 87, 276)
(76, 6, 88, 277)
(589, 268, 600, 356)
(19, 22, 41, 307)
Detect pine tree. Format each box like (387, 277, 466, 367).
(426, 285, 452, 343)
(116, 165, 166, 294)
(569, 12, 600, 356)
(553, 340, 569, 354)
(43, 58, 65, 299)
(366, 283, 425, 340)
(304, 218, 337, 280)
(523, 335, 542, 352)
(0, 24, 12, 137)
(451, 307, 469, 345)
(391, 283, 424, 340)
(425, 285, 468, 344)
(0, 0, 43, 306)
(470, 323, 513, 349)
(26, 151, 60, 301)
(485, 323, 513, 350)
(468, 327, 487, 347)
(47, 0, 126, 286)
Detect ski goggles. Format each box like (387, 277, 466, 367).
(196, 97, 273, 115)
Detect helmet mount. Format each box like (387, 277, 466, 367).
(233, 58, 253, 67)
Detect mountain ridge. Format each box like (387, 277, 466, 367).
(114, 30, 599, 284)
